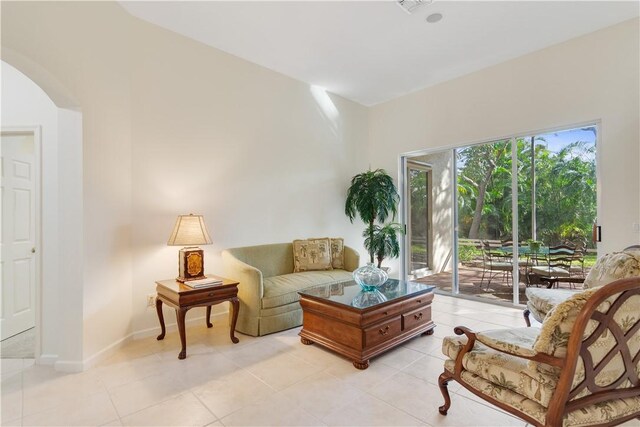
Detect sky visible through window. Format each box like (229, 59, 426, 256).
(536, 127, 596, 157)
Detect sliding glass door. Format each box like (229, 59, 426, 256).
(403, 124, 597, 305)
(456, 139, 514, 302)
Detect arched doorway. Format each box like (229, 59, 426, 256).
(1, 59, 84, 368)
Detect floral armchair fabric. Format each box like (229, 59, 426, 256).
(439, 277, 640, 427)
(524, 248, 640, 325)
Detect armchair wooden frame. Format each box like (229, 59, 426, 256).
(439, 277, 640, 427)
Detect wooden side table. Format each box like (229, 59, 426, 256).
(155, 275, 240, 359)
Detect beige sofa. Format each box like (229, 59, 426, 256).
(222, 242, 360, 336)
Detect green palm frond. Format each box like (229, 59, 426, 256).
(345, 169, 399, 224)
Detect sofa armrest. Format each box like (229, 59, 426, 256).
(344, 246, 360, 272)
(221, 250, 264, 308)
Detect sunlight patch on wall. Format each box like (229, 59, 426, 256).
(310, 85, 340, 136)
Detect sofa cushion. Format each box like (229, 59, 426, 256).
(583, 251, 640, 289)
(293, 238, 333, 272)
(525, 288, 579, 318)
(262, 270, 353, 309)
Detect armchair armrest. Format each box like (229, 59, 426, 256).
(452, 326, 564, 375)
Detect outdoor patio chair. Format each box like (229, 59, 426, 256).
(480, 240, 512, 289)
(566, 239, 587, 278)
(530, 244, 576, 288)
(439, 276, 640, 427)
(524, 246, 640, 326)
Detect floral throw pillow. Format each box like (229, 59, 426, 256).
(583, 251, 640, 289)
(330, 238, 345, 269)
(293, 238, 333, 272)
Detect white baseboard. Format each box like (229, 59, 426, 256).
(132, 312, 227, 340)
(64, 311, 230, 372)
(37, 354, 58, 366)
(81, 333, 134, 371)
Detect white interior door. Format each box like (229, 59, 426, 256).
(1, 132, 37, 340)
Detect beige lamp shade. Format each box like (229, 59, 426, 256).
(167, 214, 212, 246)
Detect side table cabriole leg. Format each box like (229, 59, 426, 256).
(176, 307, 189, 359)
(206, 305, 213, 328)
(229, 297, 240, 344)
(156, 298, 166, 340)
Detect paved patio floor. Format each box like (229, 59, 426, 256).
(414, 265, 586, 304)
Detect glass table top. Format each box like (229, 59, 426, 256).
(299, 279, 435, 310)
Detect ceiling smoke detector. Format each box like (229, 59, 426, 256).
(396, 0, 434, 15)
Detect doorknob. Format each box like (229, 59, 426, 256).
(31, 247, 36, 254)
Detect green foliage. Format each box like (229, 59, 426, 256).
(346, 169, 401, 264)
(345, 169, 399, 225)
(364, 223, 404, 268)
(458, 245, 482, 263)
(457, 134, 596, 249)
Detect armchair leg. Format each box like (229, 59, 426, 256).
(523, 308, 531, 327)
(438, 372, 452, 415)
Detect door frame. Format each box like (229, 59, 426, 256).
(1, 126, 42, 360)
(405, 159, 433, 278)
(398, 119, 600, 306)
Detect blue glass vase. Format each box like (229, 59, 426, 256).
(353, 262, 388, 292)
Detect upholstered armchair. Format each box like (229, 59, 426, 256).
(524, 247, 640, 326)
(439, 277, 640, 426)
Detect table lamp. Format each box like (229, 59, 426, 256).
(167, 214, 212, 282)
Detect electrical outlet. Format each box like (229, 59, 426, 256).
(147, 294, 156, 307)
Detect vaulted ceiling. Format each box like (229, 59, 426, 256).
(121, 1, 639, 106)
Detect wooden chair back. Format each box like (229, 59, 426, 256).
(546, 277, 640, 425)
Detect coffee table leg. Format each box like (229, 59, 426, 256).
(229, 298, 240, 344)
(206, 305, 213, 328)
(176, 308, 188, 359)
(300, 337, 314, 345)
(423, 327, 435, 336)
(156, 298, 166, 340)
(353, 360, 369, 370)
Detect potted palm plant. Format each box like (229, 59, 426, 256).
(345, 169, 402, 269)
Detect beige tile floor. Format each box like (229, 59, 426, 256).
(0, 294, 636, 427)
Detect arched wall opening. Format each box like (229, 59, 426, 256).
(1, 59, 84, 370)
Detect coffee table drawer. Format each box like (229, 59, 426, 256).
(362, 304, 403, 325)
(364, 316, 401, 347)
(402, 306, 431, 330)
(402, 292, 433, 311)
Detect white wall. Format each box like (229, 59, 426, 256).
(2, 1, 369, 360)
(1, 62, 84, 366)
(3, 2, 136, 366)
(370, 18, 640, 273)
(128, 15, 369, 334)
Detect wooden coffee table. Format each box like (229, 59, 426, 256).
(299, 279, 435, 369)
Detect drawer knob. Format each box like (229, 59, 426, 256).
(379, 326, 390, 336)
(414, 312, 423, 320)
(416, 299, 422, 304)
(208, 292, 215, 297)
(383, 311, 388, 316)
